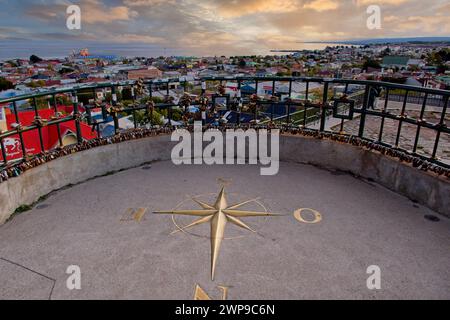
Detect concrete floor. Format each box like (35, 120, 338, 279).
(0, 161, 449, 300)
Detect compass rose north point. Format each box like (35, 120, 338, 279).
(154, 186, 279, 281)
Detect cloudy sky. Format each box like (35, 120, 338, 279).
(0, 0, 449, 56)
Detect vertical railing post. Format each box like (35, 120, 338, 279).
(33, 96, 45, 152)
(131, 85, 137, 129)
(304, 81, 309, 127)
(271, 80, 276, 121)
(168, 104, 172, 127)
(254, 80, 259, 122)
(339, 83, 350, 133)
(201, 80, 207, 126)
(89, 87, 98, 137)
(72, 91, 83, 144)
(12, 101, 27, 157)
(146, 99, 153, 129)
(287, 80, 292, 125)
(111, 86, 119, 135)
(358, 85, 370, 138)
(319, 82, 329, 131)
(270, 103, 274, 122)
(86, 92, 93, 126)
(431, 95, 449, 160)
(0, 137, 6, 165)
(52, 95, 63, 147)
(378, 88, 389, 142)
(413, 93, 428, 153)
(237, 80, 242, 126)
(395, 90, 409, 147)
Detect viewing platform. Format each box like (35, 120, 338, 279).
(0, 77, 448, 300)
(0, 159, 449, 299)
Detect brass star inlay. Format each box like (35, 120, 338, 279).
(154, 187, 278, 280)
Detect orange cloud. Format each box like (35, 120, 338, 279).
(383, 14, 450, 33)
(207, 0, 299, 18)
(303, 0, 339, 12)
(356, 0, 411, 5)
(111, 34, 165, 43)
(81, 0, 138, 24)
(123, 0, 175, 6)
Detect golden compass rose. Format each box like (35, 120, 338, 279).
(154, 186, 278, 280)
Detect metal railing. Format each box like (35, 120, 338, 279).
(0, 77, 449, 175)
(388, 93, 447, 107)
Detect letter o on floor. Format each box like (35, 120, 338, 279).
(294, 208, 322, 224)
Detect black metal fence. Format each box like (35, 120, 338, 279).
(388, 93, 447, 108)
(0, 77, 449, 172)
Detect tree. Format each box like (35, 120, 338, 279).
(25, 97, 50, 110)
(132, 109, 164, 126)
(30, 55, 43, 64)
(76, 92, 95, 105)
(56, 95, 72, 106)
(436, 64, 449, 75)
(341, 64, 351, 71)
(306, 66, 320, 77)
(170, 108, 183, 121)
(34, 97, 50, 110)
(105, 91, 122, 102)
(0, 77, 14, 91)
(59, 67, 74, 75)
(362, 58, 381, 71)
(381, 47, 391, 57)
(427, 49, 450, 65)
(140, 96, 164, 104)
(121, 87, 134, 100)
(277, 71, 291, 77)
(408, 65, 420, 72)
(380, 76, 407, 84)
(26, 80, 46, 88)
(437, 49, 450, 62)
(5, 60, 18, 67)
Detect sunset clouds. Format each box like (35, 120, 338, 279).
(303, 0, 339, 12)
(0, 0, 448, 55)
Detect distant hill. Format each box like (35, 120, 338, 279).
(305, 37, 450, 45)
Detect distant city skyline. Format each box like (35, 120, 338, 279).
(0, 0, 449, 57)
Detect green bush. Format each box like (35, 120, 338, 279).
(132, 109, 164, 126)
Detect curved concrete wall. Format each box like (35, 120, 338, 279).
(0, 133, 449, 224)
(280, 135, 449, 218)
(0, 135, 177, 225)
